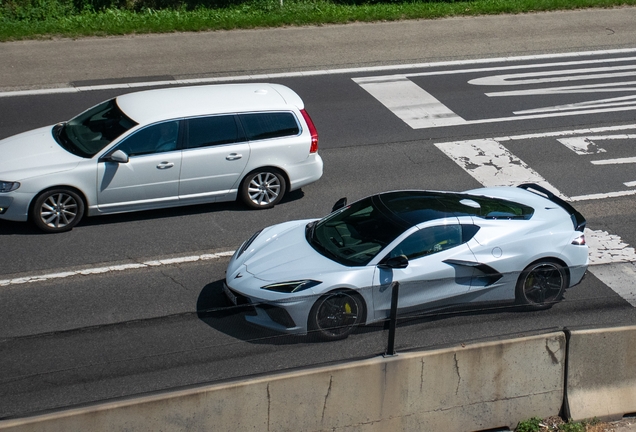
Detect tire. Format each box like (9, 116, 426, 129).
(240, 169, 286, 210)
(515, 260, 568, 310)
(31, 189, 85, 233)
(308, 290, 365, 341)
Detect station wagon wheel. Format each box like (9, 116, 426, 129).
(31, 188, 85, 233)
(308, 290, 364, 341)
(515, 260, 568, 310)
(240, 169, 287, 210)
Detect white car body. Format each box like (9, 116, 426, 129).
(0, 83, 323, 232)
(225, 184, 589, 340)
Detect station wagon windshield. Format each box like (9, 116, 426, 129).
(53, 99, 137, 158)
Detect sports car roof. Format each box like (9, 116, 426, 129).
(375, 190, 535, 227)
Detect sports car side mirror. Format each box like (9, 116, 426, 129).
(379, 255, 409, 269)
(332, 197, 347, 212)
(109, 150, 129, 163)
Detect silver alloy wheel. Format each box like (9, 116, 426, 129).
(31, 189, 85, 233)
(39, 192, 79, 229)
(247, 172, 282, 206)
(517, 261, 567, 308)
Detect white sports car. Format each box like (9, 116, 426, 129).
(224, 184, 588, 340)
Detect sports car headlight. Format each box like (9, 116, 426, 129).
(0, 181, 20, 193)
(261, 280, 322, 293)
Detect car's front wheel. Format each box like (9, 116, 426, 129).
(308, 290, 365, 341)
(31, 188, 85, 233)
(240, 169, 286, 209)
(515, 260, 568, 310)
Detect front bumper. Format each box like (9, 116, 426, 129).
(0, 193, 29, 222)
(224, 281, 314, 335)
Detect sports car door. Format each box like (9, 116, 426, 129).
(371, 224, 477, 320)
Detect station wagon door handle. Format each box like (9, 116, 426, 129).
(157, 162, 174, 169)
(226, 153, 243, 161)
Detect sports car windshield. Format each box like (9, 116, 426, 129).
(307, 197, 408, 267)
(53, 99, 137, 158)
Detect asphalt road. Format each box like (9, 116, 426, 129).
(2, 8, 636, 419)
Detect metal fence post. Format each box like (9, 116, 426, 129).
(385, 281, 400, 357)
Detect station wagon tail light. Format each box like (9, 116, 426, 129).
(300, 109, 319, 153)
(572, 234, 586, 245)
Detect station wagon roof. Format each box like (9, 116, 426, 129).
(115, 83, 304, 125)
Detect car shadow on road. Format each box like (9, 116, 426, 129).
(196, 279, 316, 346)
(0, 189, 305, 236)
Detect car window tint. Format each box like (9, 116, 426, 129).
(186, 115, 242, 149)
(59, 99, 138, 158)
(389, 224, 462, 260)
(239, 112, 299, 141)
(117, 121, 179, 157)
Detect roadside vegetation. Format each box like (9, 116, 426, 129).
(516, 416, 615, 432)
(1, 0, 636, 41)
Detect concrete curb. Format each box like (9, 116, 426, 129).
(2, 326, 635, 431)
(0, 333, 566, 432)
(568, 326, 636, 422)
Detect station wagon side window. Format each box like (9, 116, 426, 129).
(185, 115, 245, 149)
(387, 224, 466, 261)
(239, 112, 300, 141)
(116, 121, 180, 157)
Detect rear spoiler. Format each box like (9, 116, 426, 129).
(517, 183, 587, 232)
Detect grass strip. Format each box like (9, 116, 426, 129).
(1, 0, 636, 41)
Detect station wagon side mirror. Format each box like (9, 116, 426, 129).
(108, 150, 129, 163)
(331, 197, 347, 213)
(378, 255, 409, 269)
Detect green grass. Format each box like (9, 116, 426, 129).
(1, 0, 636, 41)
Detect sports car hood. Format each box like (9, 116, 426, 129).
(241, 220, 345, 282)
(0, 126, 81, 180)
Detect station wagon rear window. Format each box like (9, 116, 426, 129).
(186, 115, 244, 149)
(239, 112, 300, 141)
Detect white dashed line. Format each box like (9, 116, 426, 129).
(0, 251, 235, 287)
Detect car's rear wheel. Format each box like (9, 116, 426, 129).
(515, 260, 568, 310)
(308, 290, 364, 341)
(31, 188, 85, 233)
(240, 169, 286, 210)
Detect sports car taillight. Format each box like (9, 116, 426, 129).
(300, 109, 319, 153)
(572, 234, 586, 245)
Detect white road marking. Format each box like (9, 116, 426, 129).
(435, 138, 563, 194)
(3, 48, 636, 98)
(591, 157, 636, 165)
(353, 53, 636, 129)
(356, 76, 467, 128)
(586, 230, 636, 307)
(0, 251, 235, 287)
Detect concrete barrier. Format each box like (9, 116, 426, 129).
(0, 332, 566, 432)
(567, 325, 636, 422)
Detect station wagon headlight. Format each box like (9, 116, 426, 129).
(0, 181, 20, 193)
(261, 280, 322, 293)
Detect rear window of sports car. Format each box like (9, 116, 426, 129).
(379, 192, 534, 225)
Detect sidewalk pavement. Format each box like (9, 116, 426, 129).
(2, 7, 636, 92)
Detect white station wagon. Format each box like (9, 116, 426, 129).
(0, 83, 323, 233)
